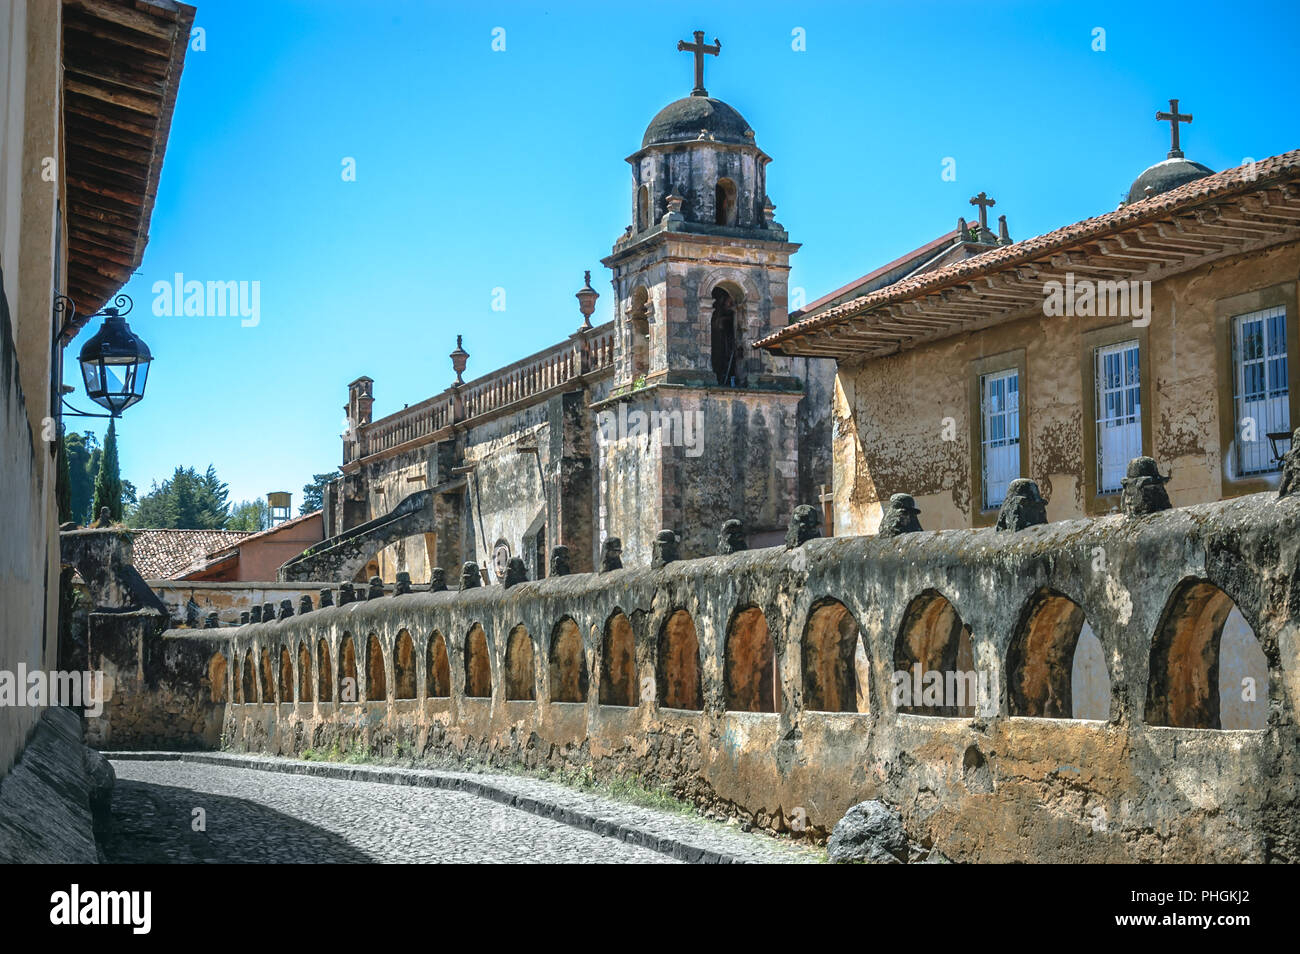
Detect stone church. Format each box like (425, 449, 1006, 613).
(289, 33, 1028, 586)
(294, 38, 824, 583)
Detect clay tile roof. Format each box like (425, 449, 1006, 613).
(60, 0, 197, 337)
(758, 148, 1300, 354)
(203, 509, 323, 557)
(131, 529, 252, 580)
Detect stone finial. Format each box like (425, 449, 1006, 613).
(460, 561, 482, 590)
(1120, 456, 1172, 516)
(718, 519, 747, 555)
(299, 595, 313, 615)
(279, 599, 294, 620)
(549, 546, 571, 577)
(430, 567, 448, 592)
(878, 493, 923, 538)
(319, 587, 334, 608)
(250, 604, 263, 623)
(339, 582, 356, 605)
(1278, 428, 1300, 498)
(450, 335, 470, 385)
(575, 271, 599, 330)
(240, 611, 250, 625)
(203, 611, 218, 629)
(786, 505, 822, 549)
(600, 537, 623, 572)
(997, 214, 1012, 246)
(504, 557, 528, 588)
(395, 571, 412, 595)
(663, 192, 686, 229)
(367, 576, 385, 600)
(995, 479, 1048, 531)
(652, 529, 679, 569)
(93, 506, 112, 528)
(262, 602, 276, 622)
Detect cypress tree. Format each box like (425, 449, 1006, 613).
(56, 429, 72, 523)
(92, 419, 124, 522)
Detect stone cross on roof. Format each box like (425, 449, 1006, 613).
(677, 30, 720, 97)
(969, 191, 996, 230)
(1156, 98, 1192, 158)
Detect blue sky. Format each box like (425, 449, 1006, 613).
(63, 0, 1300, 508)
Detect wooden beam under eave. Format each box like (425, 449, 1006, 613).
(65, 98, 157, 138)
(65, 127, 156, 164)
(65, 0, 179, 39)
(66, 175, 148, 209)
(64, 62, 168, 101)
(63, 11, 176, 57)
(67, 216, 137, 249)
(64, 77, 161, 117)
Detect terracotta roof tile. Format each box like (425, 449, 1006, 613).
(759, 149, 1300, 350)
(131, 529, 252, 580)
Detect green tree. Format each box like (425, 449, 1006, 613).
(129, 478, 179, 528)
(56, 431, 72, 523)
(63, 430, 98, 523)
(127, 464, 232, 529)
(228, 498, 269, 531)
(92, 419, 123, 522)
(300, 472, 336, 515)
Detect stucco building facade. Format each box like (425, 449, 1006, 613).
(761, 140, 1300, 535)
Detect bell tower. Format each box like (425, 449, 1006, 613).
(595, 31, 806, 565)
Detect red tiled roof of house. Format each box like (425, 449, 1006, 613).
(131, 529, 252, 580)
(791, 228, 961, 318)
(203, 509, 323, 557)
(758, 148, 1300, 351)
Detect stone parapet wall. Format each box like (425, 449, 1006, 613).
(175, 491, 1299, 861)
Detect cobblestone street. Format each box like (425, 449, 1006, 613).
(106, 759, 685, 863)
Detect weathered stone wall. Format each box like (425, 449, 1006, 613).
(0, 0, 63, 781)
(149, 580, 342, 627)
(793, 355, 835, 514)
(195, 491, 1300, 862)
(354, 443, 440, 582)
(60, 529, 225, 750)
(834, 240, 1300, 534)
(461, 400, 553, 580)
(84, 611, 223, 751)
(596, 385, 803, 564)
(0, 268, 49, 779)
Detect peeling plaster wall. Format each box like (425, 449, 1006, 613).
(834, 241, 1300, 534)
(596, 386, 802, 566)
(191, 491, 1300, 862)
(462, 403, 552, 581)
(0, 0, 62, 779)
(149, 580, 342, 627)
(84, 615, 223, 751)
(356, 445, 438, 582)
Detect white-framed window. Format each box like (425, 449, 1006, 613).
(980, 368, 1020, 510)
(1095, 340, 1142, 495)
(1232, 305, 1289, 477)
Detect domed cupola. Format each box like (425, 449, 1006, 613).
(618, 31, 781, 239)
(1125, 99, 1214, 205)
(642, 96, 754, 148)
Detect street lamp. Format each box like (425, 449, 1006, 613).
(57, 294, 152, 418)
